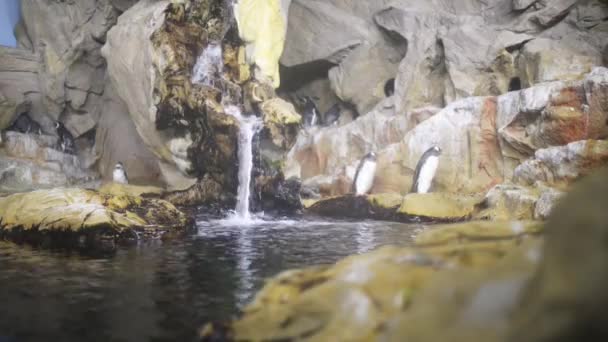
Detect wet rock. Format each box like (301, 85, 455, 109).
(200, 220, 542, 341)
(415, 220, 542, 246)
(256, 175, 302, 214)
(0, 188, 190, 251)
(161, 175, 228, 207)
(260, 98, 301, 150)
(513, 140, 608, 187)
(306, 193, 403, 221)
(474, 184, 540, 220)
(397, 193, 480, 222)
(509, 167, 608, 341)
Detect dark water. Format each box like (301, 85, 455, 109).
(0, 214, 424, 342)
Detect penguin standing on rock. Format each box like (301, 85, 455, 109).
(410, 146, 442, 193)
(113, 162, 129, 184)
(301, 96, 320, 127)
(55, 121, 76, 154)
(352, 152, 377, 195)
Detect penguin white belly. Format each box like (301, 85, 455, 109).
(416, 156, 438, 193)
(113, 169, 128, 184)
(355, 161, 377, 195)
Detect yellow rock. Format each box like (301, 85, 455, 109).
(0, 188, 188, 243)
(398, 192, 481, 220)
(415, 220, 543, 245)
(98, 182, 164, 197)
(367, 193, 404, 209)
(234, 0, 287, 88)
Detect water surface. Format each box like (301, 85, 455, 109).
(0, 214, 424, 342)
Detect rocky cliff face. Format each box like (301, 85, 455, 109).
(282, 0, 608, 218)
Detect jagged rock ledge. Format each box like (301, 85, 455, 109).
(0, 187, 191, 253)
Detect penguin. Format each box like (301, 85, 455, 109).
(384, 78, 395, 97)
(323, 103, 340, 126)
(301, 96, 320, 127)
(352, 152, 377, 195)
(7, 113, 43, 135)
(54, 121, 76, 154)
(113, 162, 129, 184)
(410, 146, 442, 194)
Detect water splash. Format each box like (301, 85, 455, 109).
(191, 42, 223, 86)
(225, 105, 262, 222)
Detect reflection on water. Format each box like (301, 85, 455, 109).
(0, 214, 425, 341)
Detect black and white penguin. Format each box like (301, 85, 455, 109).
(323, 103, 340, 126)
(384, 78, 395, 97)
(410, 146, 442, 193)
(113, 162, 129, 184)
(301, 96, 319, 127)
(352, 152, 377, 195)
(7, 113, 43, 135)
(54, 121, 76, 154)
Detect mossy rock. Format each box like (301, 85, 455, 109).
(397, 193, 482, 221)
(98, 182, 164, 197)
(415, 220, 543, 246)
(306, 193, 403, 221)
(0, 188, 190, 252)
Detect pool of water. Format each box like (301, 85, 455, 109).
(0, 213, 426, 342)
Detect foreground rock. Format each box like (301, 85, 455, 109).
(201, 168, 608, 341)
(306, 192, 481, 223)
(200, 220, 542, 341)
(0, 188, 189, 252)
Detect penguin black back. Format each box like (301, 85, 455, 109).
(55, 121, 76, 154)
(323, 103, 340, 126)
(384, 78, 395, 97)
(351, 152, 377, 193)
(7, 113, 42, 135)
(410, 146, 442, 193)
(301, 96, 319, 127)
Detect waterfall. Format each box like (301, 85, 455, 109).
(225, 106, 261, 221)
(191, 42, 223, 86)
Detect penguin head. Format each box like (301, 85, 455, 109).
(114, 162, 124, 171)
(366, 152, 377, 161)
(54, 121, 60, 129)
(431, 146, 442, 155)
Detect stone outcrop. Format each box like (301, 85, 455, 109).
(103, 0, 244, 192)
(0, 132, 97, 193)
(286, 68, 608, 199)
(0, 187, 189, 252)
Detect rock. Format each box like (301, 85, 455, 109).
(98, 182, 164, 197)
(513, 140, 608, 187)
(235, 0, 290, 87)
(161, 175, 227, 207)
(475, 184, 540, 220)
(256, 176, 303, 214)
(200, 220, 542, 341)
(94, 83, 165, 186)
(0, 131, 97, 192)
(397, 193, 480, 222)
(260, 98, 301, 150)
(509, 167, 608, 341)
(306, 193, 404, 221)
(0, 188, 189, 252)
(285, 98, 409, 194)
(103, 0, 241, 192)
(517, 38, 600, 87)
(415, 220, 542, 246)
(281, 0, 404, 114)
(0, 46, 45, 131)
(534, 187, 565, 220)
(19, 0, 117, 120)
